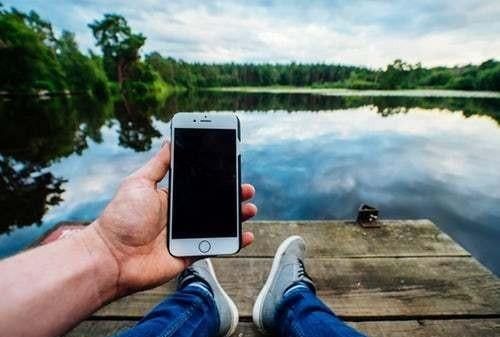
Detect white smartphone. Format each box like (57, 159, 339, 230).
(167, 112, 241, 257)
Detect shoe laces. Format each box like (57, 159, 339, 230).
(297, 259, 310, 279)
(179, 267, 200, 285)
(181, 266, 198, 278)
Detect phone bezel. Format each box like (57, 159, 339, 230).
(167, 112, 241, 257)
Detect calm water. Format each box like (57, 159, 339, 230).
(1, 91, 499, 275)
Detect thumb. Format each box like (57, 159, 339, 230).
(133, 141, 171, 182)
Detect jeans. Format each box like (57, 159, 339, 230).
(116, 284, 366, 337)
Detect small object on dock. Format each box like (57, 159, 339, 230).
(356, 204, 380, 228)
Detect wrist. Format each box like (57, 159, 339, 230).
(77, 221, 120, 305)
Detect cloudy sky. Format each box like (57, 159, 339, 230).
(5, 0, 500, 68)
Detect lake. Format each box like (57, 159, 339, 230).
(1, 90, 499, 275)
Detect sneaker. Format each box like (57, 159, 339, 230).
(252, 235, 315, 334)
(177, 258, 238, 337)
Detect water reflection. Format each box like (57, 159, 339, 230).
(240, 110, 500, 275)
(163, 91, 500, 125)
(0, 158, 65, 232)
(0, 96, 109, 234)
(114, 97, 162, 152)
(0, 92, 499, 276)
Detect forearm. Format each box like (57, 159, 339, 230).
(0, 223, 119, 337)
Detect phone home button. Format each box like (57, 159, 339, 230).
(198, 240, 211, 253)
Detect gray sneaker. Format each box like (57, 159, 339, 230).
(252, 235, 315, 334)
(177, 258, 238, 337)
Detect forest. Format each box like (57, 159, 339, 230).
(1, 5, 500, 98)
(146, 55, 500, 91)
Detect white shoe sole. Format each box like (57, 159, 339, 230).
(206, 259, 239, 337)
(252, 235, 304, 334)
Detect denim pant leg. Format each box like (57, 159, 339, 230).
(116, 286, 219, 337)
(275, 286, 367, 337)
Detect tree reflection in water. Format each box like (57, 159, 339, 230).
(0, 96, 109, 234)
(1, 91, 499, 235)
(114, 95, 162, 152)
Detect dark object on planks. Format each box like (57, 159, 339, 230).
(356, 204, 380, 228)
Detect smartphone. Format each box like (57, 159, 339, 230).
(167, 112, 241, 257)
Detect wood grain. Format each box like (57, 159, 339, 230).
(62, 220, 499, 337)
(66, 319, 500, 337)
(95, 256, 500, 319)
(241, 220, 470, 258)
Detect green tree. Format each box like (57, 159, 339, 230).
(477, 60, 500, 91)
(11, 8, 57, 47)
(378, 59, 410, 89)
(146, 52, 176, 84)
(56, 31, 109, 99)
(0, 8, 65, 92)
(88, 14, 146, 85)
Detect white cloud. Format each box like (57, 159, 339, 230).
(5, 0, 500, 67)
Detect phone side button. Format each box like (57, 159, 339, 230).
(198, 240, 211, 253)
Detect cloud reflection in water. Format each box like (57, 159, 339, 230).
(1, 107, 499, 274)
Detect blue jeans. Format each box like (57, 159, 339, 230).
(116, 284, 366, 337)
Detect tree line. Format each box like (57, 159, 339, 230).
(0, 6, 110, 98)
(1, 5, 499, 97)
(0, 6, 168, 99)
(146, 55, 500, 91)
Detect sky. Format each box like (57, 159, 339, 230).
(4, 0, 500, 68)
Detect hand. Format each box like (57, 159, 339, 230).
(86, 142, 257, 298)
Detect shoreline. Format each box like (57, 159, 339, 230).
(210, 86, 500, 98)
(3, 87, 500, 100)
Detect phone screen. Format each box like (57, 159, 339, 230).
(171, 128, 237, 239)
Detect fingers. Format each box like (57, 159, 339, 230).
(242, 203, 258, 221)
(241, 183, 257, 221)
(241, 231, 254, 248)
(241, 183, 255, 201)
(159, 183, 255, 206)
(158, 179, 256, 220)
(241, 183, 256, 247)
(133, 141, 171, 182)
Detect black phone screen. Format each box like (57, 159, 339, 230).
(171, 128, 237, 238)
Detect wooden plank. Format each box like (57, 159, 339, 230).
(63, 220, 499, 337)
(65, 319, 500, 337)
(352, 319, 500, 337)
(65, 320, 135, 337)
(240, 220, 469, 258)
(95, 256, 500, 319)
(95, 283, 175, 317)
(212, 257, 500, 318)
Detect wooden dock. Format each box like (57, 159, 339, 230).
(65, 220, 500, 336)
